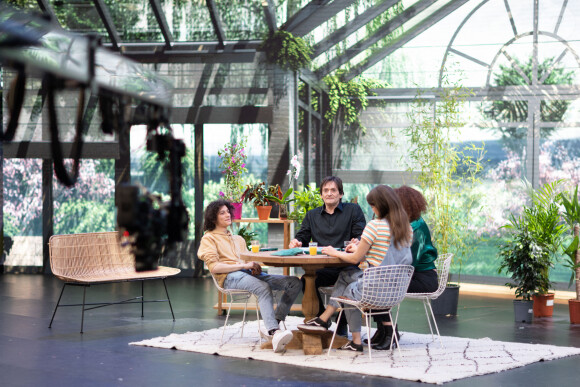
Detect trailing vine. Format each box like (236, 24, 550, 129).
(323, 70, 389, 133)
(259, 30, 312, 72)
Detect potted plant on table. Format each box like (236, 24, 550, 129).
(218, 136, 248, 219)
(498, 180, 567, 321)
(242, 182, 275, 220)
(559, 184, 580, 324)
(265, 154, 301, 219)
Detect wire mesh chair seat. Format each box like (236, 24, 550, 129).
(403, 253, 453, 348)
(209, 271, 261, 345)
(327, 265, 415, 360)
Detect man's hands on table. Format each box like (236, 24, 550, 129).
(289, 239, 302, 248)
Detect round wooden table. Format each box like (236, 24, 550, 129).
(240, 251, 349, 321)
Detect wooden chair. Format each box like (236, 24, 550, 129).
(403, 253, 454, 347)
(327, 265, 415, 359)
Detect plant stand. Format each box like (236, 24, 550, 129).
(513, 299, 534, 323)
(532, 293, 554, 317)
(569, 299, 580, 324)
(431, 284, 459, 316)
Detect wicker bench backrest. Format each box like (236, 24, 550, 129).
(49, 231, 135, 281)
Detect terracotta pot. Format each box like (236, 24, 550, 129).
(532, 293, 554, 317)
(256, 205, 272, 220)
(231, 202, 243, 220)
(569, 299, 580, 324)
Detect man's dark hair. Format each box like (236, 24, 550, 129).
(203, 199, 234, 232)
(320, 176, 344, 196)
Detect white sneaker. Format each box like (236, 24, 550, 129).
(272, 329, 293, 353)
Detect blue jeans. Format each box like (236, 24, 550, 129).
(328, 267, 364, 333)
(224, 271, 301, 332)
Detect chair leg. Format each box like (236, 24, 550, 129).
(221, 294, 234, 345)
(422, 298, 435, 339)
(425, 299, 443, 348)
(49, 283, 67, 328)
(365, 313, 373, 360)
(80, 285, 87, 334)
(327, 309, 343, 357)
(390, 311, 403, 357)
(255, 297, 262, 342)
(162, 279, 176, 321)
(240, 295, 249, 338)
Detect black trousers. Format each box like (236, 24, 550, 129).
(375, 269, 438, 323)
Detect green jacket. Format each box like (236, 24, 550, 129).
(411, 217, 437, 271)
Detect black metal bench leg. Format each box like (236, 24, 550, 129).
(80, 285, 87, 334)
(141, 281, 144, 318)
(162, 279, 176, 321)
(49, 283, 67, 328)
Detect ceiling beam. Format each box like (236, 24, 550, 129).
(262, 0, 278, 34)
(285, 0, 358, 37)
(281, 0, 332, 33)
(149, 0, 174, 48)
(116, 41, 261, 63)
(312, 0, 400, 58)
(35, 0, 57, 22)
(345, 0, 469, 80)
(315, 0, 438, 78)
(206, 0, 226, 48)
(92, 0, 121, 50)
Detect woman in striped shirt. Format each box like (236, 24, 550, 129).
(297, 185, 412, 352)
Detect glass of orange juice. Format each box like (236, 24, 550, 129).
(309, 242, 318, 256)
(251, 240, 260, 253)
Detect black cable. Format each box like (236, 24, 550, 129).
(2, 66, 25, 142)
(46, 75, 85, 187)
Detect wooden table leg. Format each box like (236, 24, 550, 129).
(301, 266, 321, 322)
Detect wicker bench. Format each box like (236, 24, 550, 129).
(48, 231, 180, 333)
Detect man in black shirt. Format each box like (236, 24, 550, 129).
(289, 176, 366, 336)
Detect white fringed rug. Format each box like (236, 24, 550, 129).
(130, 316, 580, 384)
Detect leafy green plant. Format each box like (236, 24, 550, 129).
(259, 30, 312, 72)
(403, 75, 486, 285)
(265, 185, 294, 205)
(559, 184, 580, 300)
(237, 225, 258, 250)
(288, 185, 324, 225)
(242, 182, 277, 207)
(498, 180, 568, 299)
(323, 70, 389, 134)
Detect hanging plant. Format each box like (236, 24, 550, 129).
(323, 70, 389, 133)
(259, 30, 312, 72)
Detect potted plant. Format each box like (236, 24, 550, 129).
(265, 154, 301, 219)
(559, 184, 580, 323)
(217, 136, 248, 219)
(498, 180, 567, 320)
(259, 30, 312, 72)
(242, 182, 274, 220)
(403, 77, 485, 316)
(287, 185, 324, 225)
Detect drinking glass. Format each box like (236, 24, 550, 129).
(251, 240, 260, 253)
(309, 242, 318, 256)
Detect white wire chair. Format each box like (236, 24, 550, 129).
(209, 271, 261, 345)
(318, 286, 334, 307)
(403, 253, 453, 348)
(327, 265, 415, 360)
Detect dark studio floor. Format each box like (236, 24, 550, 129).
(1, 273, 579, 387)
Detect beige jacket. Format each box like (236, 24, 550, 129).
(197, 229, 249, 287)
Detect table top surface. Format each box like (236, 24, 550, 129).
(240, 251, 348, 267)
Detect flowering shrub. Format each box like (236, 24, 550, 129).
(217, 136, 248, 202)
